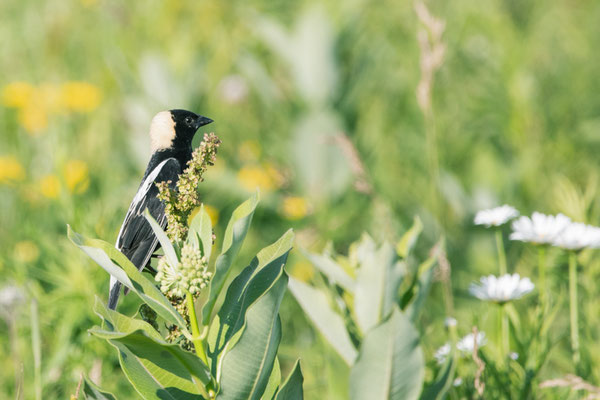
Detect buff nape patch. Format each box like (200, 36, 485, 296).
(149, 111, 176, 152)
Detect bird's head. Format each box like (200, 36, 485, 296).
(150, 109, 213, 152)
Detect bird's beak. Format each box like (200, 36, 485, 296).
(195, 115, 214, 129)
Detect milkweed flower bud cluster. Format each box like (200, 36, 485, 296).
(155, 243, 212, 298)
(157, 133, 221, 242)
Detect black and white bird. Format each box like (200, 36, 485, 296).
(108, 109, 213, 309)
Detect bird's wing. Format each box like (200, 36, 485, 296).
(108, 157, 180, 309)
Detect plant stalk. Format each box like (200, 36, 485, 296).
(30, 298, 42, 400)
(495, 230, 507, 275)
(501, 304, 508, 362)
(538, 246, 547, 306)
(424, 112, 442, 231)
(186, 292, 208, 365)
(568, 251, 580, 365)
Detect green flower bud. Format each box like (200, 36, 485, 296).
(155, 243, 212, 298)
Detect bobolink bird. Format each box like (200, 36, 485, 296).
(108, 109, 213, 310)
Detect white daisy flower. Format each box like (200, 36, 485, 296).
(469, 273, 534, 303)
(434, 332, 487, 364)
(0, 285, 25, 308)
(552, 222, 600, 250)
(474, 205, 519, 227)
(434, 343, 451, 364)
(510, 212, 571, 244)
(457, 332, 487, 353)
(0, 285, 25, 321)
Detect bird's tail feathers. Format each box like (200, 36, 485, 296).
(108, 278, 122, 310)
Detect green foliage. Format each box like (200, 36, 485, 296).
(290, 219, 437, 400)
(82, 376, 117, 400)
(4, 1, 600, 398)
(69, 195, 303, 399)
(202, 191, 259, 325)
(68, 227, 188, 329)
(188, 205, 214, 261)
(350, 308, 424, 400)
(420, 356, 456, 400)
(287, 278, 357, 365)
(275, 361, 304, 400)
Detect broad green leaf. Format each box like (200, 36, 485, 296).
(89, 298, 212, 397)
(68, 226, 187, 329)
(92, 296, 163, 342)
(207, 230, 294, 374)
(354, 242, 400, 334)
(202, 192, 259, 325)
(352, 234, 376, 264)
(188, 204, 213, 260)
(261, 357, 281, 400)
(406, 255, 437, 322)
(274, 360, 303, 400)
(302, 250, 354, 292)
(396, 217, 423, 258)
(420, 353, 455, 400)
(82, 376, 117, 400)
(382, 260, 406, 319)
(218, 275, 287, 400)
(106, 332, 209, 399)
(400, 252, 436, 312)
(144, 210, 178, 266)
(288, 277, 357, 365)
(350, 307, 424, 400)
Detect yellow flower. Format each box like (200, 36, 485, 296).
(14, 241, 39, 263)
(18, 105, 48, 134)
(40, 174, 60, 199)
(4, 81, 101, 132)
(237, 165, 275, 192)
(0, 156, 25, 184)
(188, 204, 220, 226)
(61, 82, 101, 112)
(291, 261, 314, 282)
(282, 196, 309, 220)
(63, 160, 90, 194)
(1, 82, 34, 108)
(204, 205, 219, 225)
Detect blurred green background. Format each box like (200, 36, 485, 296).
(2, 0, 600, 398)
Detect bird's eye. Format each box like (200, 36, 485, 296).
(185, 117, 193, 125)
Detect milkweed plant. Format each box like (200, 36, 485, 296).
(68, 133, 303, 400)
(66, 129, 600, 400)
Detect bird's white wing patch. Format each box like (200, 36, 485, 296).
(115, 158, 173, 249)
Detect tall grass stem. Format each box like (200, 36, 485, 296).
(495, 230, 507, 275)
(30, 298, 42, 400)
(538, 246, 547, 306)
(569, 251, 580, 365)
(501, 305, 508, 362)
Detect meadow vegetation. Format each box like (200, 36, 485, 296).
(2, 0, 600, 399)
